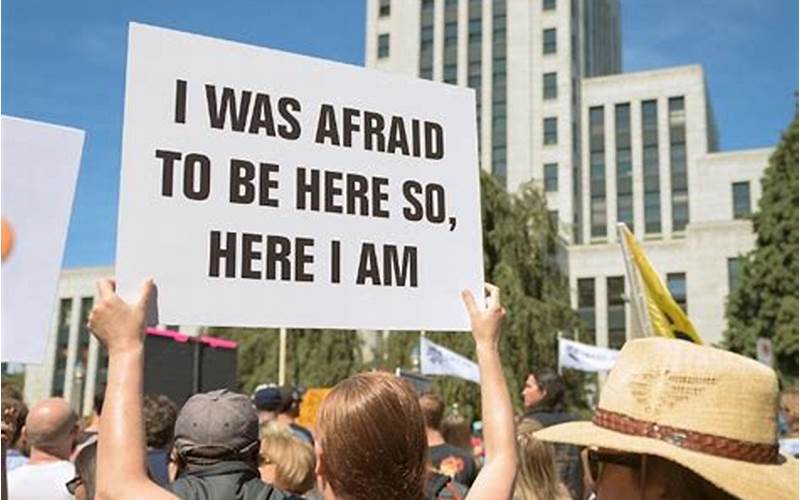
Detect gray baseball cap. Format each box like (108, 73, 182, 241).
(174, 389, 259, 460)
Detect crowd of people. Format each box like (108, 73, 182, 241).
(1, 279, 798, 499)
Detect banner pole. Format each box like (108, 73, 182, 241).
(278, 327, 287, 385)
(557, 331, 563, 376)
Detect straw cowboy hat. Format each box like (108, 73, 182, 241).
(536, 337, 798, 499)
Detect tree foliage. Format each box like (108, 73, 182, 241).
(725, 115, 799, 385)
(385, 171, 584, 416)
(208, 327, 362, 393)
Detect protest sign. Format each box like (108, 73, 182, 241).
(420, 336, 480, 384)
(117, 23, 483, 330)
(1, 116, 84, 363)
(558, 337, 620, 373)
(296, 388, 331, 430)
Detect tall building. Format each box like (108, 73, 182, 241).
(366, 0, 771, 348)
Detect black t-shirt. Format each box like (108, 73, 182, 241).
(429, 443, 478, 487)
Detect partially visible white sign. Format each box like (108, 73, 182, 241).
(1, 116, 84, 363)
(420, 336, 480, 384)
(117, 23, 483, 331)
(756, 337, 774, 368)
(558, 338, 620, 373)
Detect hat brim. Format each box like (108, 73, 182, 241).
(536, 421, 798, 500)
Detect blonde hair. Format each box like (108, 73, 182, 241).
(317, 372, 427, 500)
(260, 423, 316, 495)
(514, 419, 567, 500)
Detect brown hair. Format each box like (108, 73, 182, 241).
(317, 372, 427, 500)
(515, 419, 566, 500)
(418, 392, 445, 431)
(442, 412, 472, 451)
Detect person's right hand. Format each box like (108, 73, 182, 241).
(88, 278, 154, 355)
(461, 283, 506, 349)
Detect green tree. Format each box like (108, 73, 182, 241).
(725, 116, 799, 385)
(386, 171, 584, 416)
(209, 327, 362, 393)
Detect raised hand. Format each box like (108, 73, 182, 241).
(461, 283, 506, 349)
(88, 278, 154, 355)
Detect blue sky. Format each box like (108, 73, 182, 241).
(2, 0, 796, 268)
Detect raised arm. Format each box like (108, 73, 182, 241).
(462, 284, 517, 500)
(88, 278, 177, 500)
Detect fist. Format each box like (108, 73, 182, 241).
(88, 278, 154, 354)
(462, 283, 506, 348)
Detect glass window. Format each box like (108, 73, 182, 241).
(543, 72, 557, 100)
(419, 0, 435, 79)
(492, 0, 507, 188)
(544, 163, 558, 192)
(616, 103, 633, 231)
(642, 100, 660, 234)
(667, 273, 687, 313)
(378, 33, 390, 59)
(543, 0, 556, 10)
(607, 277, 626, 349)
(577, 278, 596, 343)
(669, 96, 688, 231)
(590, 106, 606, 238)
(543, 28, 557, 55)
(728, 257, 742, 294)
(52, 298, 73, 397)
(544, 117, 558, 145)
(379, 0, 391, 17)
(732, 182, 751, 219)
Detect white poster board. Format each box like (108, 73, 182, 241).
(117, 23, 483, 331)
(1, 116, 84, 363)
(558, 338, 620, 373)
(420, 336, 480, 384)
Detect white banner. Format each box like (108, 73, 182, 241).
(117, 23, 483, 331)
(420, 336, 480, 384)
(1, 116, 84, 363)
(558, 338, 620, 373)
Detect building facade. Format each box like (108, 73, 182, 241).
(22, 266, 203, 415)
(366, 0, 771, 348)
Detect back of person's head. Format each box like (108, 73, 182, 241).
(317, 372, 427, 500)
(24, 397, 77, 456)
(418, 392, 445, 431)
(1, 396, 28, 447)
(280, 386, 303, 418)
(73, 439, 98, 500)
(442, 412, 472, 451)
(173, 389, 260, 468)
(143, 393, 178, 449)
(533, 371, 566, 412)
(260, 428, 316, 494)
(515, 419, 562, 500)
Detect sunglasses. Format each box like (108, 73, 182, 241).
(65, 476, 83, 495)
(587, 449, 644, 483)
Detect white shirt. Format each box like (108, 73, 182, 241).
(7, 460, 75, 500)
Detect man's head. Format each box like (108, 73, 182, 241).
(281, 386, 303, 419)
(2, 396, 28, 447)
(522, 371, 564, 411)
(174, 389, 260, 467)
(252, 384, 286, 423)
(536, 338, 799, 499)
(418, 392, 445, 431)
(23, 397, 78, 459)
(143, 394, 178, 450)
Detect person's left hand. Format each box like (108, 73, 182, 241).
(88, 278, 154, 355)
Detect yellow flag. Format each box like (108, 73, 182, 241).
(619, 225, 703, 344)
